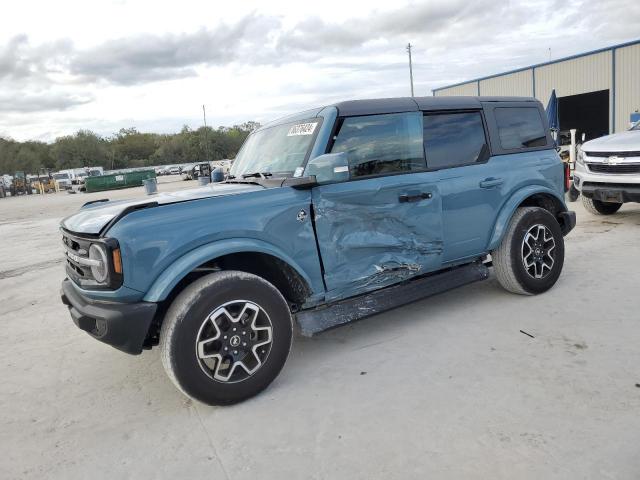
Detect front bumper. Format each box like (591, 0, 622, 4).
(578, 182, 640, 203)
(61, 278, 157, 355)
(574, 161, 640, 203)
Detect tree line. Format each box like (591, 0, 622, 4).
(0, 121, 260, 175)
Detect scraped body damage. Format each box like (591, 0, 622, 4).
(311, 173, 444, 302)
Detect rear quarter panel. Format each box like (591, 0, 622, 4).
(485, 149, 567, 251)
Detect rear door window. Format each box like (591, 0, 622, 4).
(494, 107, 547, 149)
(330, 112, 425, 178)
(423, 112, 487, 169)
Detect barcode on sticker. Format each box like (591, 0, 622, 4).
(287, 122, 318, 136)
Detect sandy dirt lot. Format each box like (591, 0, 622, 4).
(1, 179, 639, 479)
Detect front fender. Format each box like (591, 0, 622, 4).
(487, 185, 566, 251)
(143, 238, 318, 302)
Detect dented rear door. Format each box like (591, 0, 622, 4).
(312, 173, 443, 301)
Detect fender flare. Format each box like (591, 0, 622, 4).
(487, 185, 567, 251)
(143, 238, 316, 302)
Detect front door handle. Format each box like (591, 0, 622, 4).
(479, 177, 504, 189)
(399, 192, 432, 203)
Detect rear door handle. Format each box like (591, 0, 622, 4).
(399, 192, 432, 203)
(479, 177, 504, 189)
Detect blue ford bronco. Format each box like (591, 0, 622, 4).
(61, 96, 576, 405)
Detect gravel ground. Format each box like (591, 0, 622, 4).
(1, 181, 639, 479)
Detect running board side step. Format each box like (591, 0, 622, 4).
(296, 262, 489, 336)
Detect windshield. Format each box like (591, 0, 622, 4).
(630, 120, 640, 131)
(230, 120, 319, 177)
(53, 173, 69, 180)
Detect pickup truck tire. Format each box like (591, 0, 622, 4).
(567, 184, 580, 202)
(160, 270, 293, 405)
(492, 207, 565, 295)
(581, 196, 622, 215)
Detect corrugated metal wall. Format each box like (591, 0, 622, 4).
(479, 69, 533, 96)
(615, 43, 640, 131)
(433, 81, 477, 96)
(434, 42, 639, 134)
(534, 51, 612, 130)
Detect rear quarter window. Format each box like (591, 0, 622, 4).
(494, 107, 547, 149)
(423, 111, 487, 169)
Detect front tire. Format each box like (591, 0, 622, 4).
(582, 196, 622, 215)
(160, 271, 293, 405)
(492, 207, 565, 295)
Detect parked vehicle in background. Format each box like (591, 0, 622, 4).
(180, 163, 197, 180)
(60, 96, 575, 406)
(1, 174, 11, 190)
(212, 159, 233, 174)
(32, 169, 57, 194)
(574, 120, 640, 215)
(168, 166, 181, 175)
(53, 172, 72, 190)
(181, 162, 211, 180)
(0, 175, 9, 198)
(10, 171, 32, 196)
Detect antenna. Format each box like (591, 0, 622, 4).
(406, 43, 415, 97)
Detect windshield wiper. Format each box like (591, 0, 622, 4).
(241, 171, 273, 179)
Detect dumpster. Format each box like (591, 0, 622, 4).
(84, 170, 156, 193)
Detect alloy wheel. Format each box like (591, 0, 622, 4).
(196, 300, 273, 383)
(521, 224, 556, 279)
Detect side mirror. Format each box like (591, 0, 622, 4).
(581, 133, 586, 142)
(305, 152, 349, 184)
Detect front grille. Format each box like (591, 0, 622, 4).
(587, 163, 640, 174)
(584, 151, 640, 158)
(62, 230, 96, 285)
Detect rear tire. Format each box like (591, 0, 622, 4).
(160, 271, 293, 405)
(492, 207, 565, 295)
(582, 196, 622, 215)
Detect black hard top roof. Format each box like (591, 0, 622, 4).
(330, 96, 538, 117)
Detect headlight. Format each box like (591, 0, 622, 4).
(576, 149, 585, 165)
(89, 243, 109, 283)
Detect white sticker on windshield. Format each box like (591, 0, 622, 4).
(287, 122, 318, 136)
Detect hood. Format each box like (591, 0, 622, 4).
(582, 130, 640, 152)
(61, 182, 263, 235)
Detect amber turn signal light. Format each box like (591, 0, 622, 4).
(112, 248, 122, 274)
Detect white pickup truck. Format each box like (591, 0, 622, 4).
(574, 121, 640, 215)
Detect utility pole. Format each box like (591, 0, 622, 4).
(407, 43, 415, 97)
(202, 104, 210, 161)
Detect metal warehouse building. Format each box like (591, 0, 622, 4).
(433, 39, 640, 142)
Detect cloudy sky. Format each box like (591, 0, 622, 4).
(1, 0, 638, 142)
